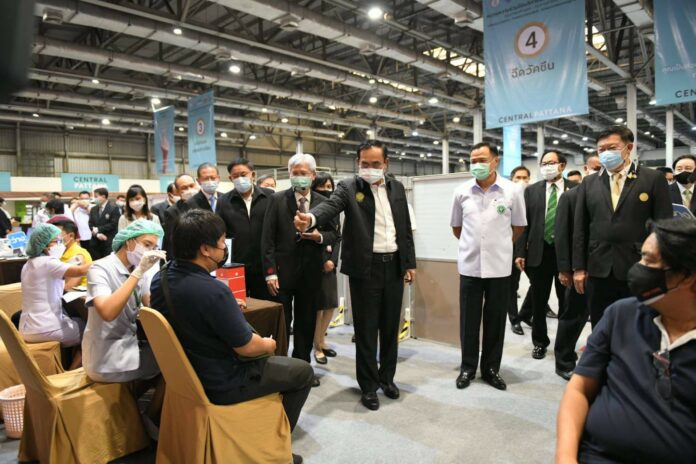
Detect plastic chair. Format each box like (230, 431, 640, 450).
(0, 311, 149, 464)
(138, 307, 291, 464)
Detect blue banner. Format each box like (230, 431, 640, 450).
(154, 106, 176, 176)
(60, 173, 119, 192)
(654, 0, 696, 106)
(187, 90, 216, 171)
(483, 0, 588, 129)
(0, 172, 10, 191)
(159, 175, 176, 193)
(502, 125, 522, 177)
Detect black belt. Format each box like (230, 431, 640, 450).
(373, 252, 396, 262)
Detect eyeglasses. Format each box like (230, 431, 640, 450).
(540, 161, 560, 167)
(651, 350, 672, 400)
(597, 144, 626, 154)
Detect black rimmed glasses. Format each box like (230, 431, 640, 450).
(651, 350, 672, 400)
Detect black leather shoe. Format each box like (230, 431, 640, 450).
(292, 453, 304, 464)
(380, 382, 400, 399)
(481, 369, 507, 391)
(361, 391, 379, 410)
(314, 351, 327, 365)
(511, 323, 524, 335)
(519, 317, 533, 327)
(311, 376, 320, 387)
(532, 346, 547, 359)
(555, 368, 573, 381)
(546, 307, 557, 318)
(322, 348, 337, 357)
(456, 371, 475, 389)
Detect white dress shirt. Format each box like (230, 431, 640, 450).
(242, 186, 254, 217)
(601, 160, 633, 195)
(450, 175, 527, 278)
(371, 183, 398, 253)
(201, 190, 219, 210)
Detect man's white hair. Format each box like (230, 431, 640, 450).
(288, 153, 317, 173)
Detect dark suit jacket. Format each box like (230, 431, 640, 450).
(162, 200, 191, 256)
(150, 200, 172, 227)
(186, 190, 221, 213)
(310, 175, 416, 279)
(217, 186, 273, 276)
(554, 185, 579, 273)
(88, 200, 120, 245)
(573, 163, 672, 280)
(261, 189, 340, 290)
(669, 182, 696, 213)
(515, 178, 576, 267)
(0, 212, 11, 238)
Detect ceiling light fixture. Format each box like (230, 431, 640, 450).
(173, 27, 183, 35)
(649, 98, 656, 105)
(433, 140, 439, 145)
(338, 132, 345, 138)
(644, 131, 651, 135)
(281, 117, 289, 123)
(411, 129, 419, 136)
(249, 134, 257, 140)
(220, 132, 228, 138)
(428, 96, 439, 105)
(427, 153, 432, 157)
(367, 6, 383, 20)
(32, 113, 39, 118)
(261, 108, 268, 113)
(228, 64, 241, 74)
(582, 136, 588, 141)
(178, 127, 184, 132)
(91, 78, 100, 84)
(561, 133, 568, 139)
(615, 117, 624, 123)
(368, 78, 376, 84)
(101, 118, 110, 125)
(552, 140, 559, 145)
(150, 97, 161, 106)
(452, 116, 461, 123)
(369, 96, 378, 104)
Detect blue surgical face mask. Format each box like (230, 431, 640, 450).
(470, 162, 491, 180)
(599, 150, 624, 171)
(233, 176, 253, 193)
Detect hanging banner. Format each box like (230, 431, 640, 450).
(61, 173, 119, 192)
(159, 175, 177, 193)
(483, 0, 588, 129)
(154, 106, 176, 176)
(654, 0, 696, 106)
(187, 90, 217, 171)
(502, 125, 522, 177)
(0, 172, 10, 192)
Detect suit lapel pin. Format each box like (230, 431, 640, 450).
(639, 193, 649, 202)
(105, 214, 110, 219)
(496, 205, 506, 214)
(627, 172, 638, 180)
(355, 192, 365, 203)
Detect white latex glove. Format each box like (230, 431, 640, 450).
(132, 250, 167, 279)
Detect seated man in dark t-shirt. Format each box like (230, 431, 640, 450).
(150, 209, 313, 464)
(556, 218, 696, 464)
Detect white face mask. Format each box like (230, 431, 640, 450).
(170, 195, 181, 203)
(359, 168, 384, 185)
(48, 243, 66, 259)
(587, 168, 599, 176)
(180, 188, 198, 201)
(200, 180, 219, 195)
(233, 176, 253, 193)
(540, 164, 560, 181)
(126, 242, 147, 267)
(129, 200, 145, 212)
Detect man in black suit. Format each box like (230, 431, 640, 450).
(261, 153, 339, 388)
(163, 174, 198, 257)
(573, 126, 673, 327)
(218, 158, 274, 300)
(669, 154, 696, 214)
(553, 154, 601, 380)
(515, 151, 575, 359)
(151, 182, 179, 226)
(295, 140, 416, 411)
(88, 187, 120, 259)
(509, 166, 533, 335)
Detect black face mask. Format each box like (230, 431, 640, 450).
(627, 262, 670, 304)
(205, 244, 229, 270)
(675, 171, 693, 185)
(315, 189, 332, 198)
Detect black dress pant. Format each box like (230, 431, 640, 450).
(89, 237, 112, 260)
(348, 253, 404, 393)
(586, 274, 631, 328)
(508, 265, 533, 324)
(459, 275, 509, 374)
(276, 283, 318, 364)
(554, 285, 588, 371)
(80, 240, 92, 255)
(246, 269, 272, 302)
(526, 244, 565, 348)
(209, 356, 314, 431)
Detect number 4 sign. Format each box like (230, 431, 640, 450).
(515, 22, 549, 58)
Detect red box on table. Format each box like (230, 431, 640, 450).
(215, 263, 246, 302)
